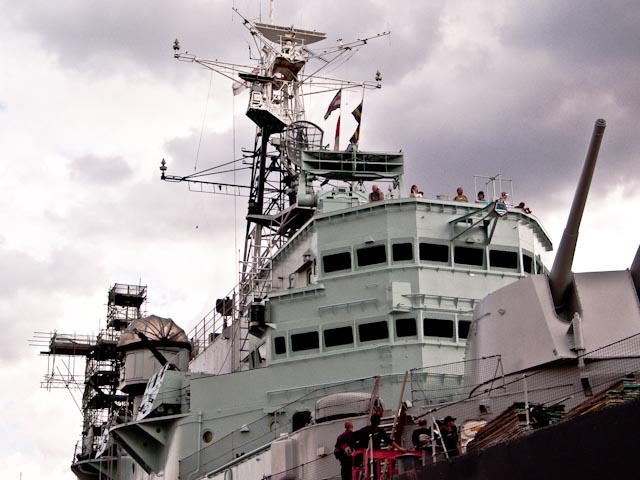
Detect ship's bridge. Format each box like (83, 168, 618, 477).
(264, 192, 552, 374)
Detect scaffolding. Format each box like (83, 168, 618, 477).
(32, 282, 147, 466)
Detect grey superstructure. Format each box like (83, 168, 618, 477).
(36, 11, 640, 480)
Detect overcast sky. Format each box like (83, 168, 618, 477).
(1, 1, 638, 478)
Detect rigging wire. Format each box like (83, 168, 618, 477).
(57, 366, 83, 414)
(232, 77, 239, 304)
(194, 70, 215, 172)
(187, 156, 251, 176)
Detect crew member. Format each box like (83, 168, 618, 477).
(353, 414, 405, 451)
(334, 420, 355, 480)
(439, 416, 461, 457)
(412, 418, 431, 449)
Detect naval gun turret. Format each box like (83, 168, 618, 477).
(465, 119, 640, 378)
(116, 315, 191, 417)
(548, 119, 606, 315)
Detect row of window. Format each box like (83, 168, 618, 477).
(322, 242, 542, 274)
(273, 317, 472, 355)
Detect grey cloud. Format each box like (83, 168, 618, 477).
(7, 0, 638, 248)
(7, 0, 444, 87)
(0, 246, 105, 362)
(0, 247, 104, 298)
(45, 128, 244, 244)
(68, 154, 133, 185)
(301, 1, 444, 84)
(502, 2, 640, 64)
(351, 2, 640, 210)
(7, 0, 242, 78)
(501, 3, 640, 125)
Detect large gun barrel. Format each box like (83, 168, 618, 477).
(631, 244, 640, 298)
(549, 119, 607, 312)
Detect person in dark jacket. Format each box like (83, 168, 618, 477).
(353, 415, 405, 451)
(334, 420, 355, 480)
(439, 416, 461, 457)
(412, 418, 432, 449)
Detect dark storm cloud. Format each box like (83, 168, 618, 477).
(502, 1, 640, 65)
(501, 2, 640, 155)
(8, 0, 638, 233)
(298, 1, 445, 85)
(349, 2, 640, 211)
(6, 0, 245, 76)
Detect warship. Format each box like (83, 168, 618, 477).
(34, 8, 640, 480)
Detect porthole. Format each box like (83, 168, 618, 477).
(203, 430, 214, 444)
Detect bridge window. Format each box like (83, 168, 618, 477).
(489, 249, 518, 270)
(423, 318, 454, 338)
(324, 326, 354, 348)
(357, 245, 387, 267)
(274, 336, 287, 355)
(454, 246, 484, 267)
(458, 320, 472, 339)
(395, 318, 417, 338)
(358, 321, 389, 342)
(419, 243, 449, 263)
(323, 251, 351, 273)
(392, 243, 414, 262)
(291, 331, 319, 352)
(523, 253, 534, 274)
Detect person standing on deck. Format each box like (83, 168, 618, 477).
(370, 184, 384, 202)
(335, 420, 355, 480)
(439, 416, 461, 457)
(454, 187, 468, 202)
(410, 185, 423, 198)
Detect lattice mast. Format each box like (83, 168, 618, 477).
(163, 10, 388, 369)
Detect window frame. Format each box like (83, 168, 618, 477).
(321, 249, 352, 274)
(290, 329, 320, 354)
(453, 245, 485, 268)
(391, 240, 415, 263)
(355, 243, 388, 269)
(488, 248, 519, 271)
(323, 324, 355, 349)
(419, 240, 450, 265)
(273, 335, 287, 356)
(357, 319, 390, 343)
(423, 315, 455, 339)
(395, 317, 418, 339)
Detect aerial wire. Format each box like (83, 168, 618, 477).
(194, 69, 215, 172)
(232, 76, 239, 284)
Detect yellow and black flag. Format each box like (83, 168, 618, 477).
(349, 100, 363, 145)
